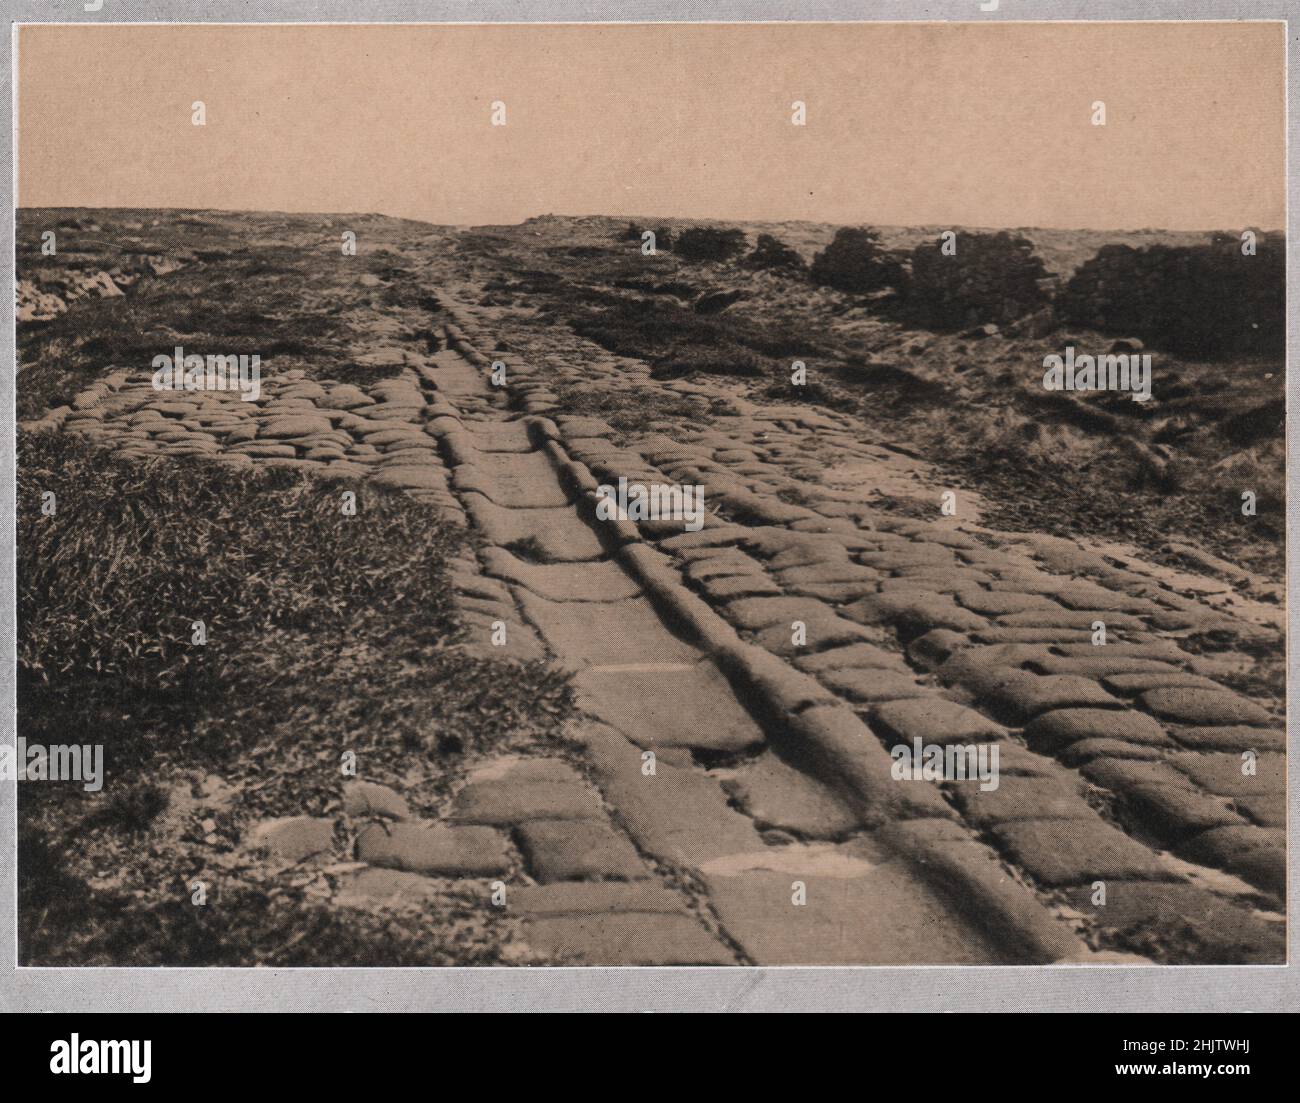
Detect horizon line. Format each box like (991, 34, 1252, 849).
(15, 204, 1286, 236)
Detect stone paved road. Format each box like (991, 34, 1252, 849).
(25, 254, 1285, 965)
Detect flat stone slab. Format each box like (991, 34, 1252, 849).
(1235, 794, 1284, 828)
(1061, 881, 1284, 964)
(482, 547, 639, 602)
(951, 777, 1097, 827)
(972, 670, 1120, 723)
(259, 415, 334, 438)
(228, 442, 298, 459)
(720, 751, 862, 839)
(956, 589, 1059, 616)
(997, 611, 1146, 631)
(454, 454, 572, 508)
(1138, 687, 1273, 727)
(452, 778, 602, 824)
(464, 494, 605, 562)
(702, 574, 784, 600)
(703, 841, 997, 965)
(465, 419, 535, 453)
(1101, 672, 1225, 696)
(1103, 775, 1241, 839)
(991, 818, 1171, 886)
(343, 780, 410, 821)
(522, 912, 734, 965)
(247, 816, 335, 861)
(1171, 752, 1284, 798)
(1169, 726, 1286, 753)
(516, 819, 647, 882)
(1031, 656, 1182, 678)
(726, 596, 840, 631)
(848, 593, 989, 634)
(793, 642, 907, 673)
(515, 590, 699, 669)
(1177, 825, 1284, 897)
(1060, 738, 1166, 766)
(751, 615, 877, 658)
(1023, 708, 1172, 752)
(510, 881, 687, 916)
(355, 822, 509, 876)
(334, 868, 440, 910)
(578, 724, 767, 868)
(573, 661, 766, 753)
(817, 667, 930, 704)
(871, 697, 1007, 746)
(371, 466, 450, 492)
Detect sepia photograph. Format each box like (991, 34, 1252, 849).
(9, 17, 1288, 979)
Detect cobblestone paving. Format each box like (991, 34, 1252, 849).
(24, 257, 1285, 965)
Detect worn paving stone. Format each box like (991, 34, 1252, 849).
(847, 592, 989, 634)
(342, 780, 410, 821)
(792, 641, 905, 673)
(1177, 825, 1284, 897)
(991, 818, 1172, 886)
(516, 819, 647, 882)
(355, 822, 510, 876)
(702, 841, 998, 965)
(228, 442, 298, 458)
(857, 545, 958, 571)
(464, 494, 606, 562)
(1029, 656, 1182, 678)
(1138, 687, 1273, 728)
(984, 740, 1069, 777)
(720, 750, 862, 839)
(998, 611, 1146, 631)
(950, 777, 1094, 826)
(776, 562, 881, 585)
(1170, 752, 1284, 797)
(726, 596, 839, 631)
(1169, 725, 1286, 753)
(259, 414, 334, 438)
(907, 628, 971, 668)
(334, 867, 439, 910)
(971, 670, 1120, 723)
(451, 772, 602, 823)
(523, 911, 735, 965)
(1101, 672, 1225, 696)
(1062, 881, 1284, 964)
(1086, 765, 1242, 839)
(956, 589, 1059, 616)
(453, 461, 572, 508)
(247, 816, 335, 861)
(1023, 708, 1172, 752)
(1234, 794, 1285, 828)
(577, 724, 767, 868)
(684, 555, 762, 583)
(482, 548, 639, 602)
(516, 589, 699, 668)
(510, 881, 687, 916)
(702, 573, 785, 600)
(1052, 583, 1156, 613)
(573, 661, 767, 754)
(1082, 758, 1188, 789)
(819, 667, 930, 704)
(789, 580, 884, 602)
(1059, 738, 1168, 766)
(750, 615, 877, 657)
(371, 466, 450, 491)
(871, 697, 1006, 746)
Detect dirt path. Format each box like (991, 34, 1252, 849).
(25, 259, 1284, 965)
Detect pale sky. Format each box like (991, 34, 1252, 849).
(17, 22, 1286, 230)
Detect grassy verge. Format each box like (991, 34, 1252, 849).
(18, 431, 572, 966)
